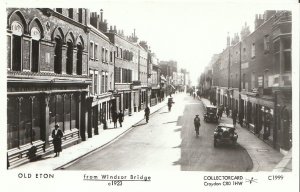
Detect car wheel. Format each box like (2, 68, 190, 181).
(214, 139, 217, 147)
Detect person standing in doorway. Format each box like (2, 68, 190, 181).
(52, 123, 63, 157)
(118, 110, 124, 127)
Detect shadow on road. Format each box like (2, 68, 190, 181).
(171, 95, 253, 172)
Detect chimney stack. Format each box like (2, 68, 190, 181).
(90, 12, 100, 29)
(255, 13, 264, 29)
(100, 9, 103, 22)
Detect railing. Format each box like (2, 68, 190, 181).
(47, 128, 80, 153)
(7, 140, 45, 169)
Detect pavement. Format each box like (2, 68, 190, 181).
(16, 94, 177, 170)
(200, 97, 292, 172)
(14, 93, 292, 172)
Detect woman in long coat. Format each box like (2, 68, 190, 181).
(52, 123, 63, 157)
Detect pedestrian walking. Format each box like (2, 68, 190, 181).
(112, 110, 118, 128)
(118, 110, 124, 127)
(144, 106, 150, 123)
(226, 106, 230, 117)
(232, 109, 237, 127)
(51, 123, 63, 157)
(194, 115, 201, 137)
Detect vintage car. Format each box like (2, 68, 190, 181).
(213, 123, 238, 147)
(204, 105, 218, 123)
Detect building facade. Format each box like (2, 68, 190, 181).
(7, 8, 91, 167)
(203, 10, 292, 153)
(87, 11, 115, 138)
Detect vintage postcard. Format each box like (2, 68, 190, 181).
(1, 0, 299, 191)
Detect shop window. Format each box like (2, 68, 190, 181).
(19, 97, 31, 146)
(32, 97, 41, 142)
(49, 95, 56, 135)
(7, 97, 19, 149)
(7, 96, 42, 149)
(49, 94, 77, 134)
(76, 44, 83, 75)
(66, 40, 73, 74)
(71, 95, 77, 129)
(64, 95, 71, 131)
(54, 37, 63, 74)
(56, 95, 64, 131)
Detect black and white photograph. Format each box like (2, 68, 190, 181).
(1, 0, 299, 191)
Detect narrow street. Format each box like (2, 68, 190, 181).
(65, 93, 252, 171)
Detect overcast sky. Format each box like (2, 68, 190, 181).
(3, 0, 296, 85)
(91, 1, 294, 85)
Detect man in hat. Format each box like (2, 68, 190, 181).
(194, 115, 201, 137)
(51, 123, 63, 157)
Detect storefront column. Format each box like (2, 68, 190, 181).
(87, 98, 92, 138)
(80, 92, 87, 141)
(94, 105, 99, 135)
(40, 93, 50, 148)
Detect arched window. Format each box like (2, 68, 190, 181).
(66, 40, 73, 74)
(11, 21, 23, 71)
(31, 27, 41, 72)
(76, 44, 83, 75)
(54, 37, 63, 74)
